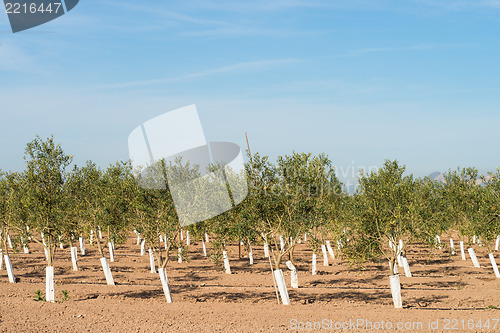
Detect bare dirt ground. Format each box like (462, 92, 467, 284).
(0, 234, 499, 332)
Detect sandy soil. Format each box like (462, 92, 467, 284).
(0, 234, 499, 332)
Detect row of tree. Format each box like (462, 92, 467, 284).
(1, 135, 499, 306)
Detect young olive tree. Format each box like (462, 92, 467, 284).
(22, 135, 74, 302)
(440, 167, 481, 246)
(342, 160, 422, 308)
(0, 171, 24, 283)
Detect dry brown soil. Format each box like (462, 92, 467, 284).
(0, 234, 499, 332)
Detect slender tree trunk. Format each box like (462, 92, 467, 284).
(274, 252, 283, 271)
(289, 245, 296, 266)
(94, 227, 104, 258)
(389, 257, 396, 276)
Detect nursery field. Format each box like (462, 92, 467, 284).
(0, 232, 499, 332)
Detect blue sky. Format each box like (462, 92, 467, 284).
(1, 0, 500, 189)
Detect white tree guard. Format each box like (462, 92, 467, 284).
(449, 238, 455, 255)
(389, 275, 402, 308)
(468, 248, 480, 268)
(180, 230, 184, 241)
(326, 241, 335, 260)
(264, 241, 270, 258)
(186, 231, 190, 246)
(202, 241, 207, 257)
(205, 233, 209, 243)
(0, 249, 3, 270)
(158, 268, 173, 303)
(286, 260, 298, 288)
(321, 245, 329, 266)
(70, 247, 79, 271)
(280, 236, 285, 251)
(397, 240, 403, 267)
(495, 236, 500, 251)
(402, 256, 412, 277)
(488, 253, 500, 278)
(108, 242, 115, 262)
(7, 234, 13, 249)
(178, 248, 183, 263)
(79, 237, 85, 255)
(149, 249, 156, 273)
(312, 253, 317, 275)
(46, 266, 55, 302)
(460, 241, 466, 260)
(140, 239, 146, 256)
(98, 226, 103, 239)
(249, 244, 254, 265)
(136, 234, 141, 245)
(22, 237, 29, 253)
(4, 254, 15, 283)
(223, 250, 231, 274)
(274, 269, 290, 305)
(100, 257, 115, 285)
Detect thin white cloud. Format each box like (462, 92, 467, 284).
(410, 0, 500, 10)
(334, 43, 471, 58)
(99, 1, 232, 27)
(80, 58, 301, 90)
(0, 42, 44, 73)
(180, 26, 323, 38)
(184, 0, 330, 12)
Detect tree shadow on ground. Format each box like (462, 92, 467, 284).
(306, 275, 389, 289)
(404, 280, 467, 290)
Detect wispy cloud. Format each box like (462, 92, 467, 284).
(80, 58, 300, 90)
(100, 1, 232, 27)
(410, 0, 500, 10)
(334, 43, 471, 58)
(182, 0, 331, 13)
(97, 0, 332, 38)
(180, 26, 323, 38)
(0, 42, 43, 73)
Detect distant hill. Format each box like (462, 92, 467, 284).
(427, 171, 493, 185)
(428, 171, 441, 179)
(428, 171, 446, 183)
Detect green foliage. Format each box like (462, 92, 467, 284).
(60, 290, 70, 302)
(2, 135, 500, 285)
(34, 289, 46, 302)
(342, 160, 421, 274)
(33, 289, 70, 303)
(22, 135, 74, 266)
